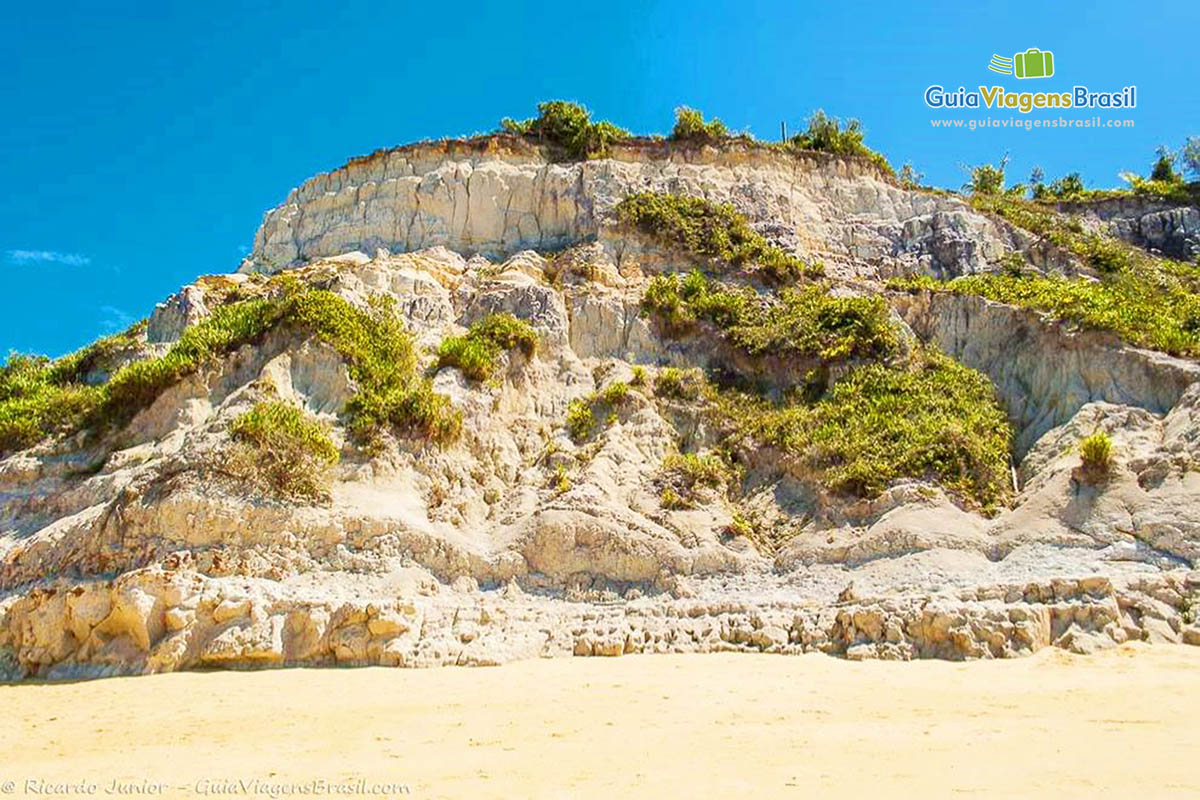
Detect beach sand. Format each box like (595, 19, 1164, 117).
(2, 643, 1197, 799)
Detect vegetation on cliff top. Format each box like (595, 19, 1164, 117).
(782, 110, 894, 176)
(436, 313, 539, 381)
(501, 100, 630, 160)
(966, 145, 1200, 206)
(0, 279, 461, 457)
(670, 107, 729, 145)
(616, 192, 823, 281)
(497, 101, 894, 175)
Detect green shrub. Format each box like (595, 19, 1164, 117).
(564, 381, 632, 442)
(785, 110, 893, 176)
(642, 271, 897, 363)
(969, 194, 1132, 273)
(963, 154, 1010, 196)
(500, 100, 629, 160)
(671, 107, 728, 144)
(565, 398, 594, 442)
(48, 320, 147, 385)
(0, 353, 104, 454)
(229, 401, 339, 501)
(437, 313, 539, 381)
(630, 366, 647, 386)
(1031, 172, 1095, 201)
(597, 381, 630, 405)
(553, 464, 571, 494)
(1079, 430, 1114, 477)
(715, 348, 1012, 509)
(1120, 173, 1199, 204)
(654, 367, 705, 400)
(616, 192, 821, 282)
(1151, 146, 1180, 183)
(726, 513, 754, 538)
(660, 485, 686, 509)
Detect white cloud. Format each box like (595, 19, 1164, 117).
(6, 249, 92, 267)
(99, 305, 135, 334)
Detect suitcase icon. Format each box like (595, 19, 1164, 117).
(1013, 48, 1054, 79)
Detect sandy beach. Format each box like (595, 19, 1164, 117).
(1, 644, 1197, 799)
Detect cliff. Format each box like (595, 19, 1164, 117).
(2, 135, 1199, 678)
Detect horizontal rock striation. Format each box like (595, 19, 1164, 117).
(244, 137, 1020, 280)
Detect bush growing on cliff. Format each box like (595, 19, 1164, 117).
(564, 381, 633, 442)
(670, 107, 728, 144)
(656, 451, 737, 509)
(229, 401, 339, 501)
(616, 192, 822, 282)
(711, 348, 1012, 509)
(653, 367, 705, 400)
(500, 100, 629, 160)
(0, 318, 152, 454)
(962, 154, 1024, 197)
(642, 271, 897, 363)
(784, 110, 894, 176)
(0, 354, 104, 454)
(437, 313, 538, 381)
(0, 283, 462, 457)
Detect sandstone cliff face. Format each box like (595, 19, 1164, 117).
(244, 138, 1023, 281)
(2, 139, 1199, 678)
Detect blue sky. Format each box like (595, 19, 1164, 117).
(3, 0, 1197, 356)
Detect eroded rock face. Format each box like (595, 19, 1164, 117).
(3, 141, 1200, 678)
(893, 291, 1200, 455)
(1061, 196, 1200, 261)
(243, 140, 1021, 280)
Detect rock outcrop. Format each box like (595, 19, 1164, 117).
(2, 136, 1199, 678)
(1059, 196, 1200, 261)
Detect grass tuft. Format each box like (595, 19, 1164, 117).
(1079, 430, 1114, 479)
